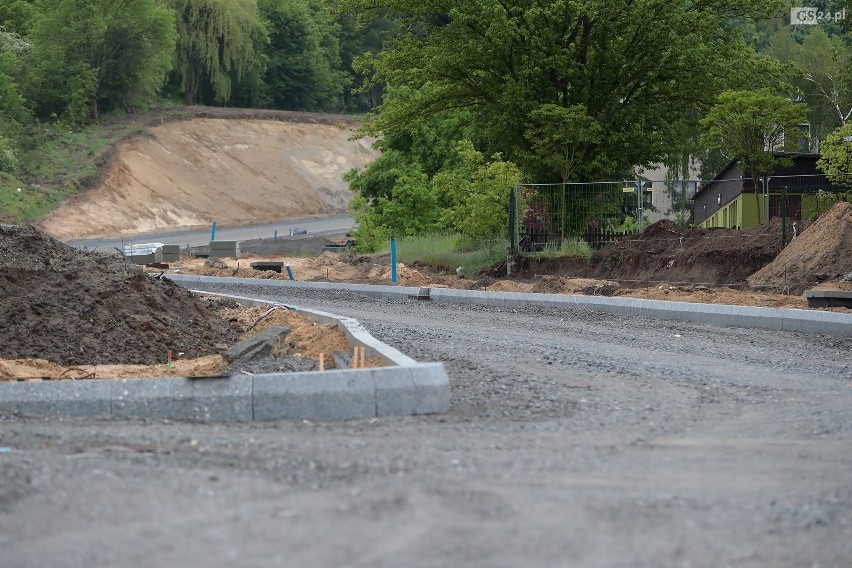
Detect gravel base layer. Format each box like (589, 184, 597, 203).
(2, 283, 851, 568)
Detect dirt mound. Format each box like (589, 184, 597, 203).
(583, 219, 784, 286)
(0, 225, 239, 366)
(747, 202, 852, 293)
(36, 117, 377, 240)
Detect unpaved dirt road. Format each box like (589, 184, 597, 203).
(2, 284, 851, 567)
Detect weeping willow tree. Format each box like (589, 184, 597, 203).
(172, 0, 266, 105)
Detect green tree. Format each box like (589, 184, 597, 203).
(438, 141, 521, 239)
(339, 0, 786, 182)
(701, 89, 810, 223)
(172, 0, 266, 105)
(28, 0, 175, 122)
(0, 30, 28, 173)
(257, 0, 345, 111)
(522, 104, 604, 183)
(0, 27, 28, 123)
(767, 25, 852, 143)
(817, 122, 852, 180)
(336, 10, 398, 110)
(0, 1, 36, 37)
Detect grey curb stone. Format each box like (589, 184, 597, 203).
(0, 293, 451, 422)
(167, 274, 852, 336)
(112, 375, 253, 422)
(0, 379, 112, 419)
(253, 370, 375, 421)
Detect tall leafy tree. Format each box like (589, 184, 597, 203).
(338, 0, 786, 182)
(171, 0, 266, 105)
(257, 0, 346, 111)
(27, 0, 176, 122)
(0, 27, 29, 173)
(767, 25, 852, 145)
(701, 89, 810, 223)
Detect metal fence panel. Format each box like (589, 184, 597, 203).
(511, 174, 852, 254)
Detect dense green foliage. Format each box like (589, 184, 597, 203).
(817, 122, 852, 179)
(701, 88, 810, 222)
(2, 0, 852, 246)
(28, 0, 176, 121)
(0, 0, 395, 223)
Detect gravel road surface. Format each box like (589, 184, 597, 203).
(2, 284, 851, 568)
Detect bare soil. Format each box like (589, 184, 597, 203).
(0, 226, 366, 381)
(35, 115, 376, 241)
(164, 203, 852, 310)
(0, 225, 239, 367)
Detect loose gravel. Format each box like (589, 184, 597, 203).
(1, 282, 851, 567)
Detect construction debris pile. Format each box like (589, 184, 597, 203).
(0, 225, 239, 366)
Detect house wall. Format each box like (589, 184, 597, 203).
(693, 162, 745, 225)
(700, 193, 763, 229)
(692, 155, 822, 227)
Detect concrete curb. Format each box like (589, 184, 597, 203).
(166, 274, 852, 337)
(0, 296, 450, 422)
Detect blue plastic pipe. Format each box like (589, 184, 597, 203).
(390, 237, 398, 284)
(274, 229, 278, 241)
(210, 221, 217, 242)
(286, 264, 295, 280)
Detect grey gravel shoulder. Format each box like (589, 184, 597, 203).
(167, 274, 852, 336)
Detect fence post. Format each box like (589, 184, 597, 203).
(508, 185, 518, 254)
(636, 180, 644, 233)
(781, 187, 788, 247)
(762, 176, 769, 224)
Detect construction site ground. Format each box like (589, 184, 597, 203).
(1, 112, 851, 566)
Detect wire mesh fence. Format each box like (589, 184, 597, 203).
(510, 181, 692, 252)
(510, 173, 852, 254)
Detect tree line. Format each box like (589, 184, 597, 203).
(0, 0, 395, 174)
(2, 0, 851, 246)
(340, 0, 852, 248)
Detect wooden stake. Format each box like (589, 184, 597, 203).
(352, 346, 359, 368)
(319, 353, 325, 372)
(360, 347, 366, 368)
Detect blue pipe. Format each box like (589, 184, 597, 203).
(390, 237, 398, 284)
(286, 264, 295, 280)
(210, 221, 217, 242)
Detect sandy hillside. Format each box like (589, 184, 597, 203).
(36, 118, 376, 240)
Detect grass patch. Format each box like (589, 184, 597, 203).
(529, 239, 593, 259)
(376, 234, 508, 276)
(0, 106, 191, 225)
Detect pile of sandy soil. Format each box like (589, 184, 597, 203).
(164, 252, 814, 310)
(36, 116, 376, 241)
(0, 225, 239, 367)
(748, 202, 852, 293)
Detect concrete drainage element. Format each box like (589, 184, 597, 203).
(250, 261, 284, 273)
(408, 287, 432, 301)
(0, 293, 451, 422)
(804, 290, 852, 309)
(209, 240, 238, 258)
